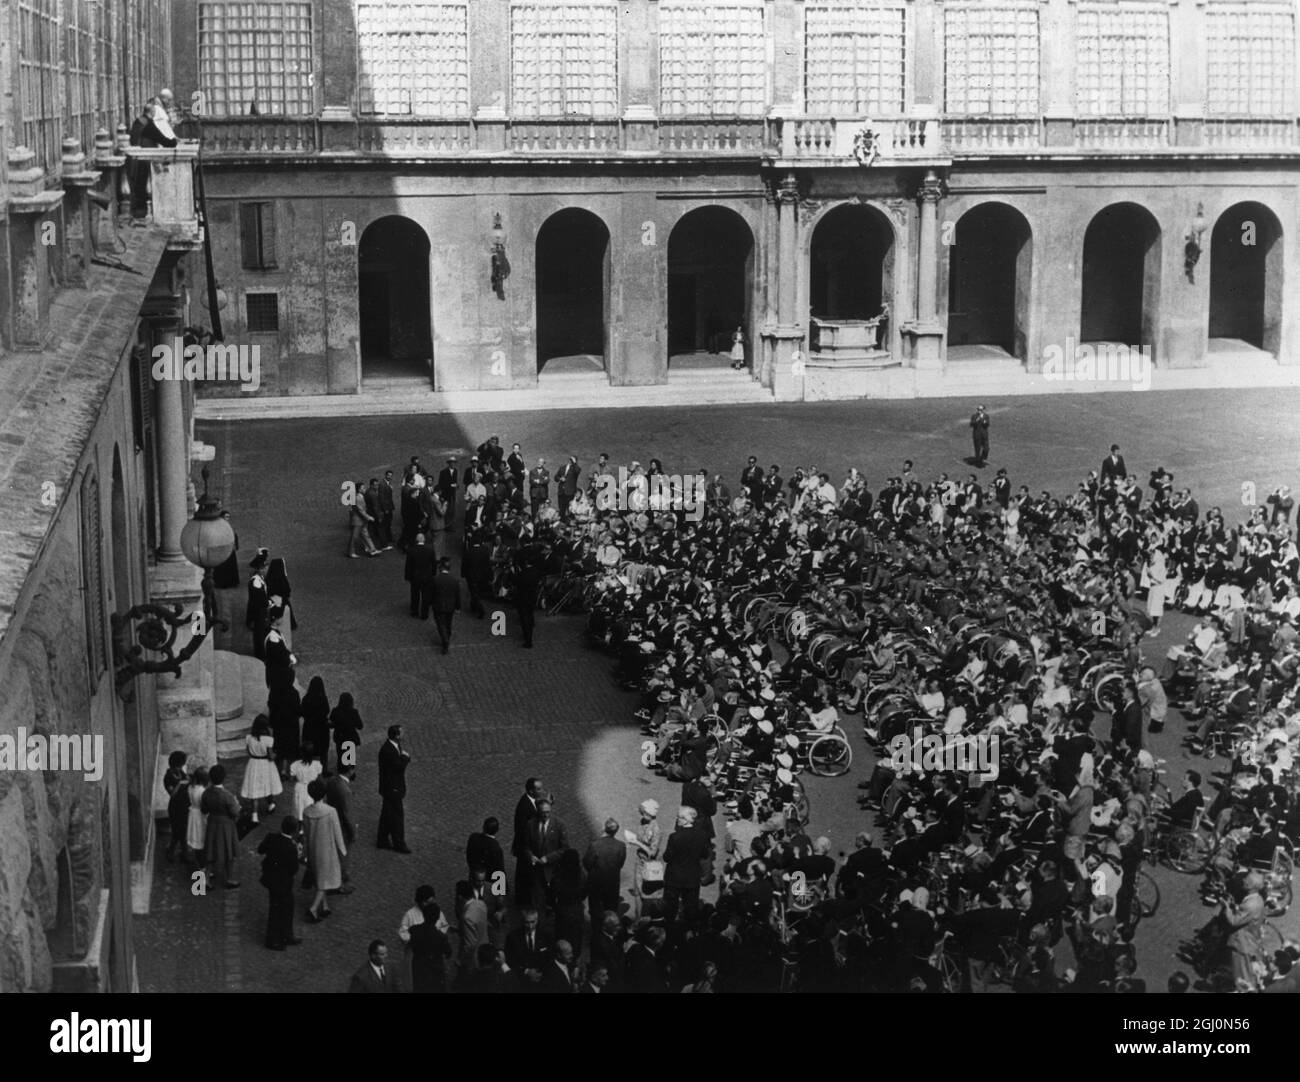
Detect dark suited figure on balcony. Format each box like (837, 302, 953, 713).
(128, 97, 178, 224)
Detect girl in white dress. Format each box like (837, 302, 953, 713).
(186, 768, 210, 862)
(729, 326, 746, 369)
(290, 743, 324, 821)
(240, 714, 282, 822)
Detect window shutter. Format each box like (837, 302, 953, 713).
(240, 202, 259, 268)
(260, 203, 277, 269)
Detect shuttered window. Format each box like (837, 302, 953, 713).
(239, 201, 277, 269)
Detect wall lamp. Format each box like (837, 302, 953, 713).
(111, 467, 234, 691)
(1184, 202, 1207, 283)
(490, 213, 511, 299)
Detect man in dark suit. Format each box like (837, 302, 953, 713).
(429, 557, 462, 654)
(377, 470, 396, 547)
(970, 405, 990, 467)
(348, 940, 403, 992)
(555, 455, 581, 519)
(512, 777, 545, 903)
(528, 458, 551, 518)
(325, 765, 356, 884)
(507, 442, 526, 485)
(257, 816, 302, 950)
(404, 533, 436, 617)
(524, 799, 568, 909)
(1100, 444, 1127, 483)
(377, 725, 411, 853)
(541, 939, 577, 993)
(504, 908, 552, 992)
(580, 962, 610, 993)
(466, 816, 506, 879)
(589, 911, 626, 989)
(740, 456, 764, 505)
(436, 457, 459, 522)
(582, 818, 627, 924)
(513, 548, 542, 648)
(663, 807, 709, 922)
(462, 532, 491, 617)
(624, 926, 668, 993)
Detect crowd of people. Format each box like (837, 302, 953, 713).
(159, 422, 1300, 991)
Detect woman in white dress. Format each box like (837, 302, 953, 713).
(240, 713, 282, 822)
(290, 743, 324, 821)
(186, 767, 210, 863)
(729, 326, 746, 369)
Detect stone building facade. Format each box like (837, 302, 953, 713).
(0, 0, 209, 992)
(169, 0, 1300, 402)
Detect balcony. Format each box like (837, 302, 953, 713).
(941, 116, 1042, 152)
(1074, 116, 1171, 150)
(1203, 117, 1299, 149)
(508, 119, 621, 154)
(122, 142, 200, 244)
(176, 111, 1300, 164)
(658, 118, 768, 154)
(773, 115, 947, 165)
(358, 119, 472, 155)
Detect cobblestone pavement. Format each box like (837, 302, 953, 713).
(135, 389, 1300, 992)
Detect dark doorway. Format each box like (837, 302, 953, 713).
(947, 203, 1033, 359)
(1081, 203, 1161, 348)
(666, 206, 755, 366)
(536, 208, 610, 373)
(1209, 201, 1283, 355)
(810, 204, 893, 321)
(358, 216, 433, 384)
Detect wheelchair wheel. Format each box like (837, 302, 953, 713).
(1093, 671, 1125, 712)
(1135, 869, 1160, 917)
(1164, 829, 1212, 874)
(936, 950, 963, 993)
(1265, 878, 1292, 918)
(808, 734, 852, 777)
(1262, 921, 1285, 958)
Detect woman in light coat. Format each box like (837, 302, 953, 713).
(631, 798, 662, 920)
(302, 777, 346, 922)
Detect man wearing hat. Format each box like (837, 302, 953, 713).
(970, 404, 990, 467)
(436, 457, 459, 522)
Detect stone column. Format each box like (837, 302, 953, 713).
(917, 170, 941, 322)
(904, 170, 946, 370)
(92, 128, 126, 248)
(622, 0, 657, 152)
(4, 146, 65, 350)
(151, 314, 189, 562)
(1041, 0, 1077, 147)
(769, 174, 805, 400)
(1171, 0, 1206, 147)
(60, 137, 101, 288)
(471, 0, 510, 151)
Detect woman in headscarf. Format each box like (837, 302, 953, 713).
(300, 676, 332, 773)
(201, 765, 241, 888)
(330, 692, 364, 770)
(267, 680, 301, 779)
(631, 799, 662, 919)
(265, 557, 298, 650)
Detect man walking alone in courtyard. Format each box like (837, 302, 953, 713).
(377, 725, 411, 853)
(970, 405, 990, 467)
(430, 557, 461, 654)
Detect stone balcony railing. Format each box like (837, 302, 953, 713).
(774, 114, 944, 162)
(122, 142, 200, 241)
(175, 113, 1300, 162)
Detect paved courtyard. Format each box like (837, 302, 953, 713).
(135, 387, 1300, 992)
